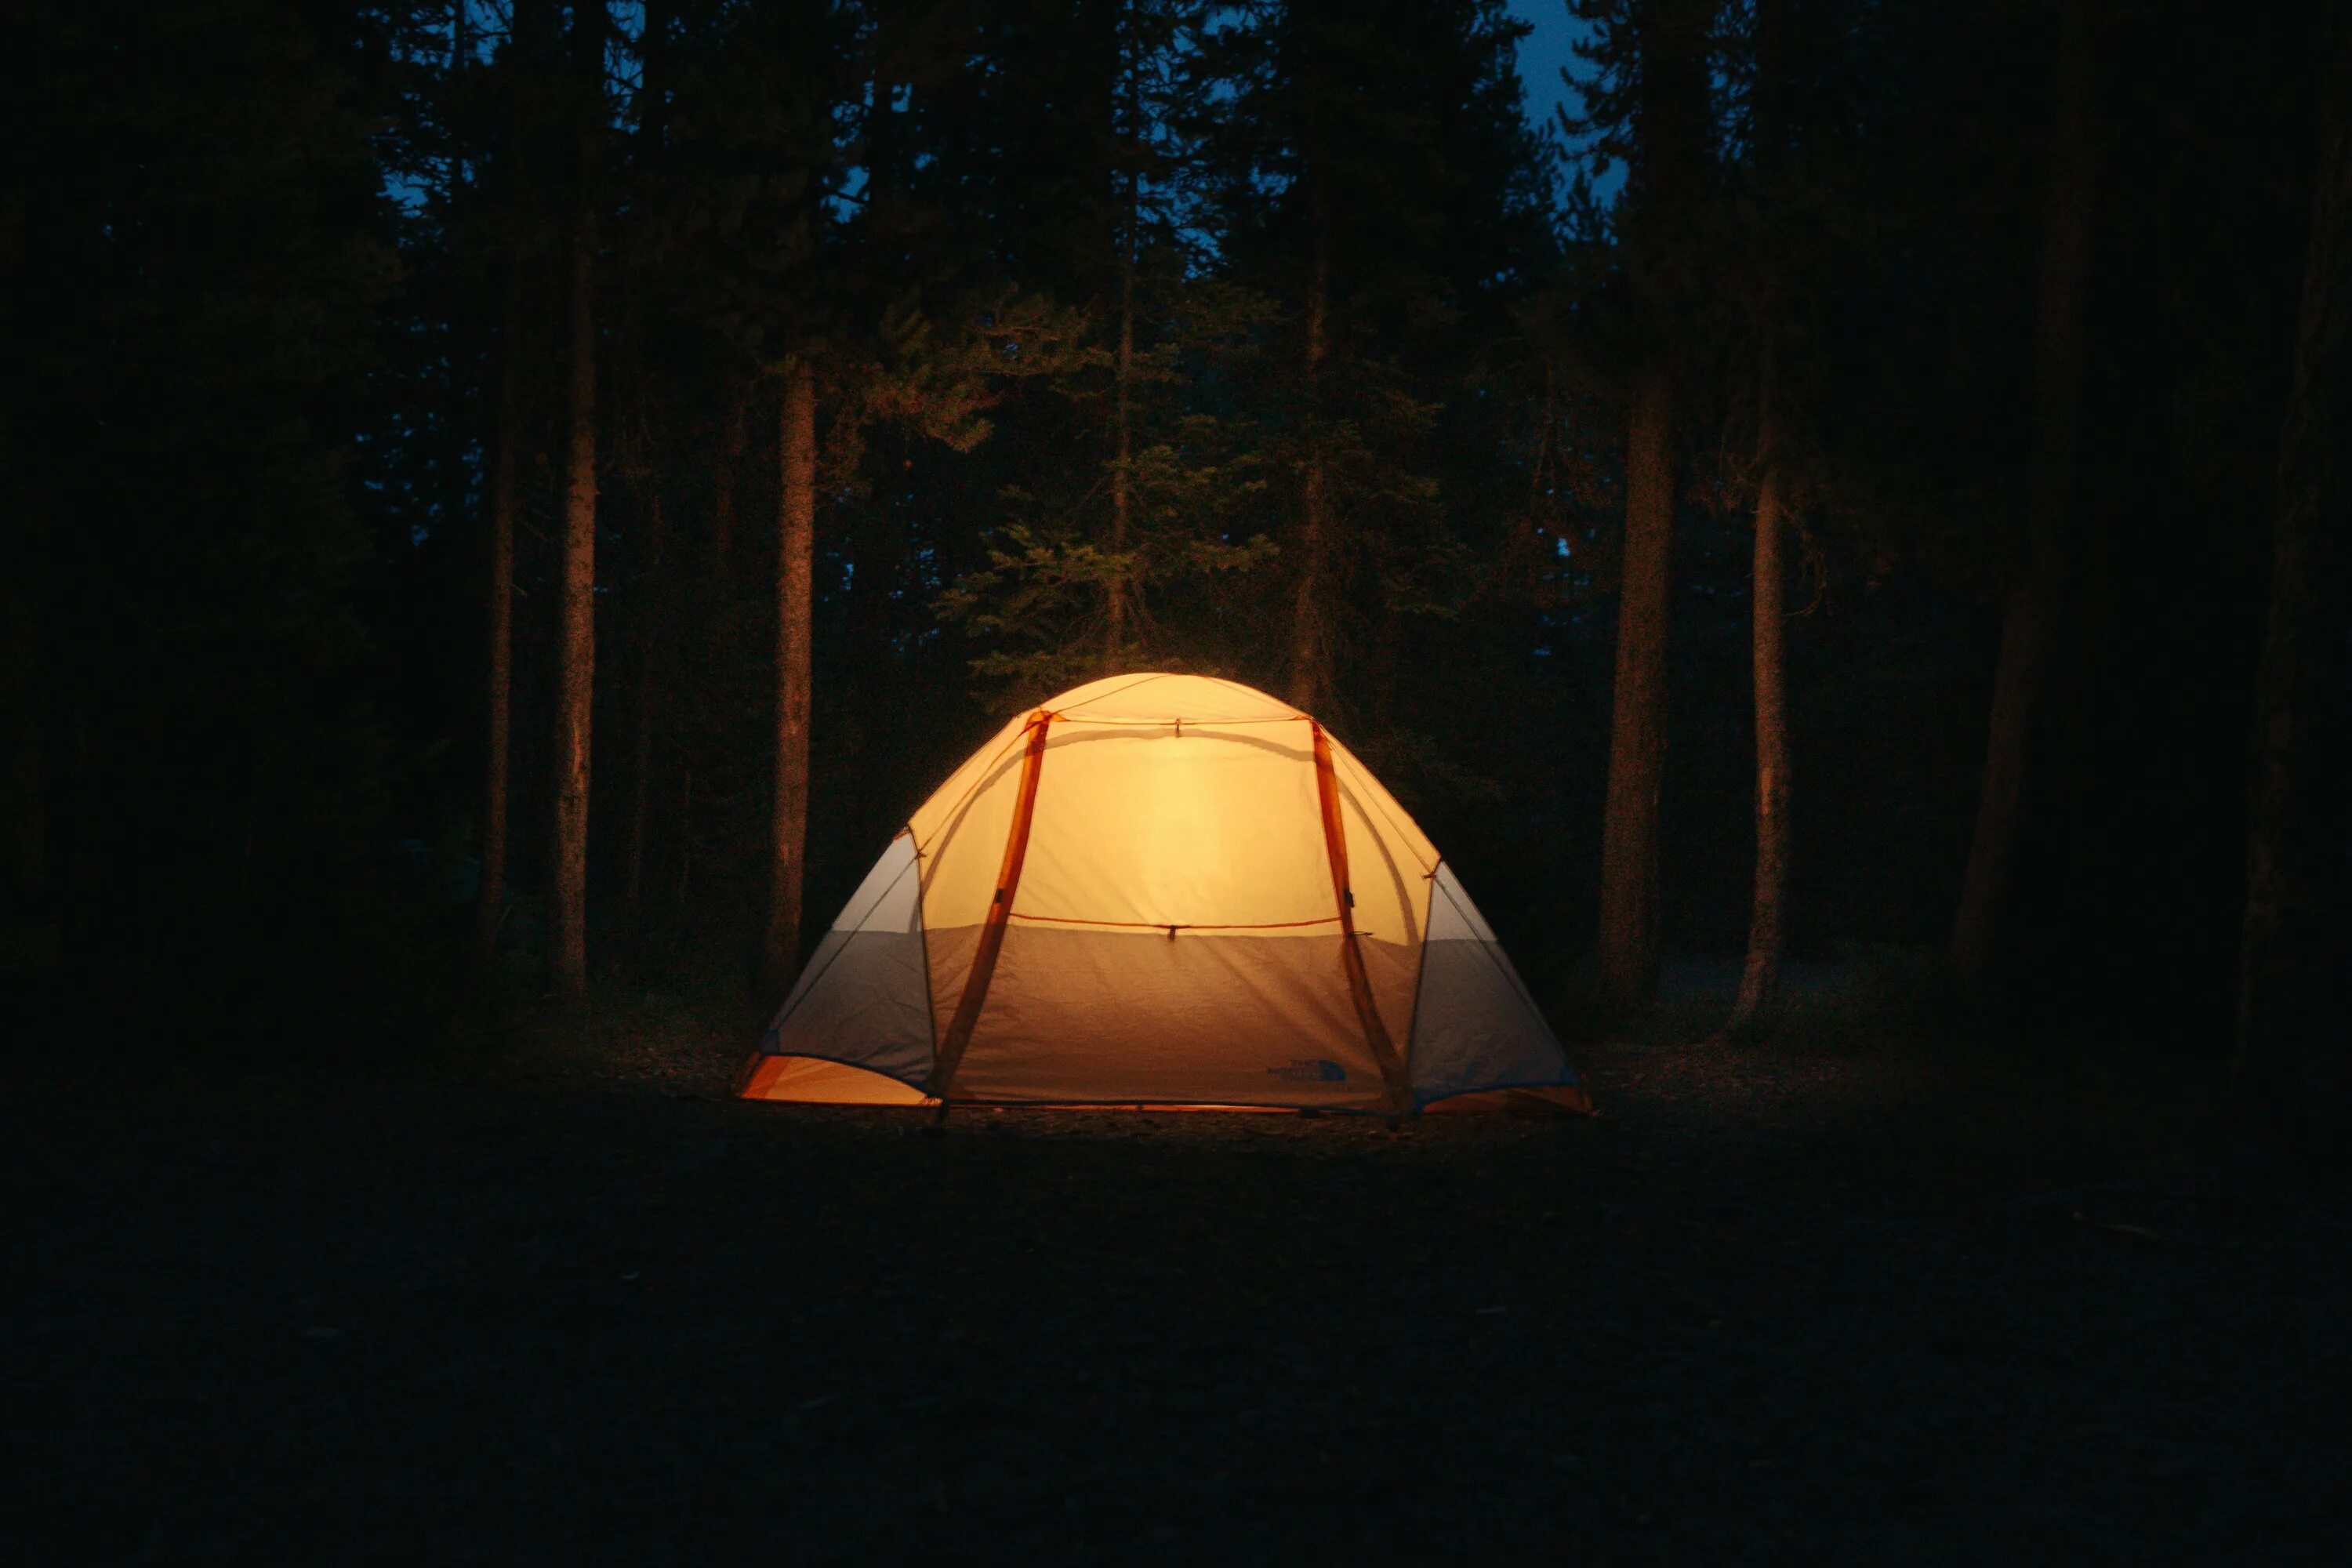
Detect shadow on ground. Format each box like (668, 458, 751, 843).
(8, 982, 2347, 1563)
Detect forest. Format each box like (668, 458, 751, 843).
(7, 0, 2350, 1087)
(8, 1, 2352, 1555)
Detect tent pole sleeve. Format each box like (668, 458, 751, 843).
(930, 710, 1054, 1096)
(1311, 721, 1412, 1113)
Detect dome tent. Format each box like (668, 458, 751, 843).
(739, 674, 1588, 1114)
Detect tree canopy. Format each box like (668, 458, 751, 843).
(5, 0, 2345, 1112)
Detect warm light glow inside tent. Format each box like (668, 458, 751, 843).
(739, 673, 1588, 1114)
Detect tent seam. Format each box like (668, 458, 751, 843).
(1053, 671, 1172, 717)
(1404, 860, 1440, 1090)
(930, 710, 1055, 1095)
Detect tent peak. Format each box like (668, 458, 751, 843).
(1044, 672, 1307, 726)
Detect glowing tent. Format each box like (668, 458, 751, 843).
(739, 674, 1588, 1114)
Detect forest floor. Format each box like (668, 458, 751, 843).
(9, 975, 2349, 1565)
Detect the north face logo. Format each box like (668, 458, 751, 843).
(1268, 1058, 1347, 1083)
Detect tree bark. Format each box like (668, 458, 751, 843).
(711, 387, 746, 579)
(477, 264, 521, 973)
(763, 361, 817, 995)
(1594, 0, 1708, 1014)
(619, 0, 666, 931)
(1, 553, 43, 952)
(675, 765, 694, 909)
(2236, 9, 2352, 1120)
(476, 0, 544, 976)
(1949, 0, 2093, 996)
(1725, 0, 1795, 1036)
(623, 491, 664, 919)
(547, 1, 601, 1001)
(1596, 363, 1676, 1011)
(1287, 217, 1334, 715)
(1727, 357, 1792, 1034)
(700, 378, 750, 730)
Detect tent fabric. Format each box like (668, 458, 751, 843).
(1404, 863, 1577, 1105)
(740, 673, 1588, 1115)
(751, 830, 934, 1091)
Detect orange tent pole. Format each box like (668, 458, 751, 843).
(1310, 721, 1412, 1114)
(930, 710, 1054, 1096)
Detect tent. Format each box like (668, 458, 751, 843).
(739, 673, 1588, 1115)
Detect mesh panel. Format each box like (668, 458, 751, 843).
(759, 833, 934, 1089)
(1406, 863, 1577, 1105)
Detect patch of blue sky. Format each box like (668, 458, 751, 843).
(1505, 0, 1624, 208)
(387, 5, 1621, 234)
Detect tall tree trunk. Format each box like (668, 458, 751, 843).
(624, 491, 664, 919)
(1502, 358, 1555, 596)
(711, 387, 746, 578)
(700, 378, 750, 746)
(1105, 165, 1136, 670)
(1287, 217, 1334, 715)
(1727, 357, 1792, 1034)
(763, 361, 817, 995)
(1949, 0, 2094, 996)
(620, 1, 666, 931)
(1, 558, 43, 956)
(1594, 0, 1708, 1014)
(1596, 364, 1676, 1011)
(2236, 11, 2352, 1121)
(1724, 0, 1795, 1036)
(844, 445, 893, 707)
(675, 765, 694, 909)
(547, 2, 601, 1001)
(477, 267, 522, 972)
(1948, 548, 2056, 989)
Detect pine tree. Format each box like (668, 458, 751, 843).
(763, 358, 818, 992)
(546, 0, 607, 1001)
(470, 0, 560, 974)
(1189, 0, 1554, 720)
(1722, 0, 1822, 1036)
(615, 0, 675, 930)
(2236, 2, 2352, 1121)
(13, 0, 402, 1019)
(1726, 347, 1794, 1033)
(1948, 0, 2095, 998)
(480, 260, 524, 971)
(1578, 0, 1716, 1014)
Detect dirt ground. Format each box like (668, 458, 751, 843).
(8, 987, 2347, 1565)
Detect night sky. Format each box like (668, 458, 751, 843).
(1507, 0, 1623, 201)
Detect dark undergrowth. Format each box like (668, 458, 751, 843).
(7, 977, 2347, 1564)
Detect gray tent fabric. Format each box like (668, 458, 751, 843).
(940, 925, 1381, 1108)
(1404, 862, 1577, 1105)
(758, 831, 933, 1090)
